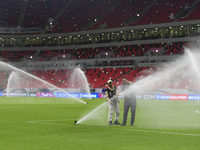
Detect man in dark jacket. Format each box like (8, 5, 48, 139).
(119, 77, 136, 126)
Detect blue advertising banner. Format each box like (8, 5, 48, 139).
(79, 93, 102, 98)
(0, 92, 2, 96)
(188, 94, 200, 100)
(54, 93, 102, 98)
(155, 94, 170, 100)
(54, 93, 68, 98)
(37, 92, 55, 97)
(68, 93, 80, 98)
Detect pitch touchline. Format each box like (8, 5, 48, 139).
(26, 113, 195, 122)
(137, 114, 195, 117)
(27, 121, 200, 137)
(196, 110, 200, 114)
(121, 128, 200, 137)
(26, 119, 75, 122)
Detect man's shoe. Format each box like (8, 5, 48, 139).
(109, 121, 113, 125)
(121, 124, 126, 126)
(114, 120, 121, 125)
(130, 123, 134, 126)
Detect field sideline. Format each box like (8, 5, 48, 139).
(0, 97, 199, 150)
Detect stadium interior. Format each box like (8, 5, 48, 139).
(1, 0, 200, 90)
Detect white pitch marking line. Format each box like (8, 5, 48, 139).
(27, 121, 200, 137)
(136, 114, 196, 117)
(122, 128, 200, 137)
(26, 119, 75, 122)
(26, 113, 195, 123)
(196, 110, 200, 114)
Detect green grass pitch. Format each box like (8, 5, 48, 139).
(0, 97, 199, 150)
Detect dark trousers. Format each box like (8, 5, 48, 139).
(122, 98, 136, 125)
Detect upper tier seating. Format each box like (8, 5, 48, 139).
(0, 0, 22, 26)
(1, 41, 197, 62)
(2, 0, 199, 33)
(22, 0, 63, 27)
(128, 0, 195, 26)
(37, 50, 72, 61)
(178, 2, 200, 21)
(50, 0, 116, 33)
(86, 0, 151, 30)
(0, 50, 36, 62)
(113, 43, 165, 57)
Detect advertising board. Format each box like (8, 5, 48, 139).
(188, 94, 200, 100)
(156, 94, 188, 100)
(54, 93, 102, 98)
(37, 92, 55, 97)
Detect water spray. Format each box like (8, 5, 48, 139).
(1, 62, 87, 104)
(76, 102, 107, 124)
(71, 68, 92, 99)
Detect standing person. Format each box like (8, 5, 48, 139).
(119, 77, 136, 126)
(105, 79, 121, 125)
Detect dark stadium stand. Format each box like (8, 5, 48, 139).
(0, 50, 36, 62)
(50, 0, 117, 33)
(178, 2, 200, 22)
(0, 0, 22, 26)
(1, 0, 200, 90)
(112, 44, 166, 57)
(128, 0, 196, 26)
(1, 41, 200, 63)
(37, 50, 64, 61)
(0, 0, 199, 32)
(22, 0, 63, 27)
(86, 0, 152, 30)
